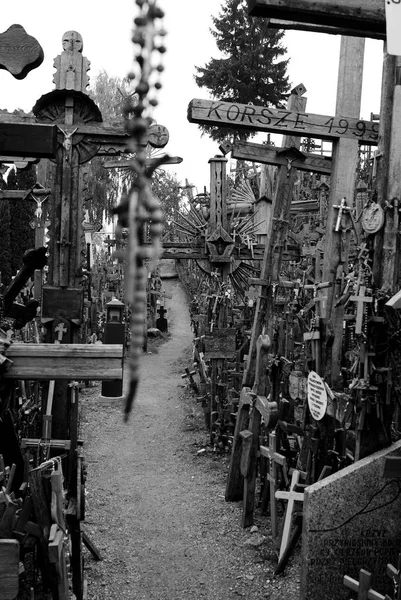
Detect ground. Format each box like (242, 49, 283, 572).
(79, 277, 301, 600)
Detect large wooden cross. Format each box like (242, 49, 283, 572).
(247, 0, 386, 37)
(188, 98, 378, 145)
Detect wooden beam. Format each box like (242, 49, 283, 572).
(3, 343, 123, 380)
(220, 140, 332, 174)
(0, 189, 51, 200)
(0, 539, 19, 600)
(247, 0, 385, 37)
(188, 99, 378, 145)
(266, 18, 385, 40)
(0, 122, 57, 158)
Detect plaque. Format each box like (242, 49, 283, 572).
(307, 371, 327, 421)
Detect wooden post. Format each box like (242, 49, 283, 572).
(242, 84, 307, 386)
(321, 36, 365, 387)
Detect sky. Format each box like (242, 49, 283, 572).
(0, 1, 384, 196)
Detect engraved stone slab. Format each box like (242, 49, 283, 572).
(301, 439, 401, 599)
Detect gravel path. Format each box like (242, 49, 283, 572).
(80, 278, 301, 600)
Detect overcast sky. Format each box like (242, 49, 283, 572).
(0, 1, 384, 194)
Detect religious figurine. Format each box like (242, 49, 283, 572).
(361, 201, 384, 234)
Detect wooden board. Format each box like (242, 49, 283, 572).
(0, 123, 57, 158)
(42, 286, 83, 321)
(204, 328, 237, 359)
(188, 99, 378, 145)
(266, 18, 385, 40)
(220, 140, 332, 174)
(247, 0, 385, 36)
(0, 24, 44, 79)
(4, 343, 123, 380)
(0, 539, 19, 600)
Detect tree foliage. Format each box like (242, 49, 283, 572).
(151, 169, 186, 241)
(194, 0, 290, 142)
(87, 69, 130, 225)
(5, 166, 36, 281)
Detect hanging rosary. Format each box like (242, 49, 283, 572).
(114, 0, 166, 421)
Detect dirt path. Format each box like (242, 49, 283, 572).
(80, 278, 300, 600)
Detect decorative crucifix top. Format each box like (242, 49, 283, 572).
(53, 31, 90, 92)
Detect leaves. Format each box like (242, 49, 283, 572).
(194, 0, 290, 143)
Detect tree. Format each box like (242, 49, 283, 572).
(151, 169, 186, 241)
(194, 0, 290, 143)
(6, 165, 35, 278)
(87, 69, 132, 224)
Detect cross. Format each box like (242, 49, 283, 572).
(344, 568, 392, 600)
(350, 285, 373, 335)
(260, 431, 289, 537)
(220, 139, 332, 175)
(54, 321, 67, 343)
(157, 305, 167, 319)
(275, 469, 305, 561)
(333, 197, 352, 232)
(188, 99, 378, 146)
(181, 367, 199, 393)
(247, 0, 386, 38)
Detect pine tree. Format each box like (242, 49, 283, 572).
(194, 0, 290, 143)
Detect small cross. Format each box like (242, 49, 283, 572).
(344, 568, 391, 600)
(333, 197, 352, 232)
(54, 322, 67, 342)
(350, 285, 373, 335)
(275, 469, 304, 561)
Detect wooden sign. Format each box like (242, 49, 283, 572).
(0, 24, 44, 79)
(307, 371, 327, 420)
(4, 343, 123, 380)
(0, 123, 57, 159)
(42, 286, 83, 321)
(204, 328, 236, 359)
(188, 99, 378, 145)
(247, 0, 386, 37)
(220, 140, 332, 175)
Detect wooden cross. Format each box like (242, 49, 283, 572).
(260, 431, 289, 537)
(54, 321, 67, 342)
(350, 285, 373, 335)
(181, 367, 199, 393)
(247, 0, 386, 38)
(344, 568, 392, 600)
(188, 99, 378, 145)
(275, 469, 304, 561)
(220, 140, 332, 175)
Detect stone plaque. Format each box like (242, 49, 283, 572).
(301, 440, 401, 599)
(307, 371, 327, 421)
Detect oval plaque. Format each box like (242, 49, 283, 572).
(307, 370, 327, 421)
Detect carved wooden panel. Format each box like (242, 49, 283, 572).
(0, 24, 44, 79)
